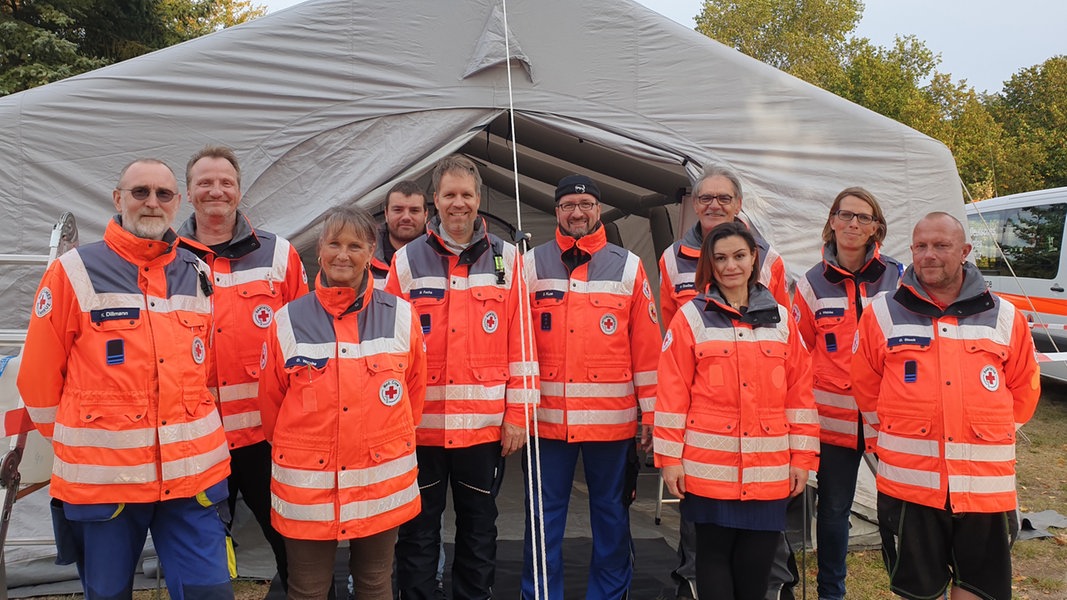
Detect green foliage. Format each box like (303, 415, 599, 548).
(0, 0, 266, 97)
(695, 0, 862, 90)
(694, 0, 1065, 199)
(993, 56, 1067, 190)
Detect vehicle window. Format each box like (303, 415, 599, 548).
(968, 203, 1067, 279)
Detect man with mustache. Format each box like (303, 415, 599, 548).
(520, 174, 661, 599)
(18, 159, 233, 599)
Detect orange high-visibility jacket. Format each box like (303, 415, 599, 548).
(18, 219, 230, 504)
(524, 226, 661, 442)
(178, 213, 308, 451)
(655, 285, 819, 501)
(258, 277, 426, 540)
(658, 221, 788, 328)
(851, 263, 1040, 513)
(793, 243, 902, 450)
(385, 218, 539, 448)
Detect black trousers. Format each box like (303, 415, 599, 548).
(227, 440, 288, 587)
(694, 522, 781, 600)
(396, 442, 505, 600)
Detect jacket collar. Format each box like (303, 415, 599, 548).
(822, 242, 887, 285)
(678, 222, 704, 258)
(425, 215, 492, 266)
(105, 217, 178, 265)
(314, 269, 372, 317)
(554, 222, 607, 254)
(176, 210, 261, 259)
(702, 282, 781, 326)
(893, 262, 994, 318)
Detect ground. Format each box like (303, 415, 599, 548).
(22, 383, 1067, 600)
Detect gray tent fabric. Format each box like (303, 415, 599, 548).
(0, 0, 963, 338)
(463, 3, 533, 81)
(0, 0, 967, 589)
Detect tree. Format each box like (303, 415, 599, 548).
(0, 0, 106, 95)
(695, 0, 862, 90)
(0, 0, 266, 97)
(691, 0, 1042, 200)
(992, 56, 1067, 190)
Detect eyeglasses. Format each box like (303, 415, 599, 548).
(834, 210, 876, 225)
(695, 194, 734, 206)
(557, 201, 598, 212)
(117, 187, 177, 203)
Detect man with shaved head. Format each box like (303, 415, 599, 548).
(852, 212, 1040, 600)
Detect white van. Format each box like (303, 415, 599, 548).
(965, 187, 1067, 381)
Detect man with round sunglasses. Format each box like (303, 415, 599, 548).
(19, 159, 233, 599)
(177, 145, 308, 590)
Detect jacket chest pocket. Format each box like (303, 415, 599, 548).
(285, 362, 330, 413)
(695, 343, 735, 389)
(175, 313, 211, 377)
(468, 286, 508, 367)
(369, 352, 413, 427)
(755, 341, 790, 399)
(409, 288, 446, 347)
(588, 294, 627, 340)
(813, 311, 848, 352)
(89, 315, 143, 368)
(885, 340, 931, 385)
(236, 279, 279, 301)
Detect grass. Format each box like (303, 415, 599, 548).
(791, 385, 1067, 600)
(24, 386, 1067, 600)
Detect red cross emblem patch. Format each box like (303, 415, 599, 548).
(483, 310, 499, 334)
(380, 378, 403, 406)
(34, 287, 53, 318)
(252, 304, 274, 328)
(600, 313, 618, 335)
(260, 342, 268, 370)
(980, 365, 999, 391)
(192, 336, 206, 364)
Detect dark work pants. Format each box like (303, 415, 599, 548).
(397, 443, 504, 600)
(694, 522, 780, 600)
(227, 440, 288, 588)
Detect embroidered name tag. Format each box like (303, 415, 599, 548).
(285, 356, 328, 369)
(91, 308, 140, 323)
(411, 288, 445, 300)
(535, 290, 565, 301)
(815, 308, 845, 318)
(887, 336, 931, 348)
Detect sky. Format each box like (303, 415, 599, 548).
(259, 0, 1067, 95)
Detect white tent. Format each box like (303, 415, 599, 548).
(0, 0, 963, 338)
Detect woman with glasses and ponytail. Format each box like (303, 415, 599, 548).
(792, 187, 902, 600)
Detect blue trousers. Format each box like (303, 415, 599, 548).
(815, 442, 864, 600)
(52, 480, 233, 600)
(522, 438, 633, 600)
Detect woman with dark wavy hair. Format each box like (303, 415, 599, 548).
(655, 221, 819, 600)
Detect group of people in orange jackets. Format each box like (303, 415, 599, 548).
(18, 149, 1038, 600)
